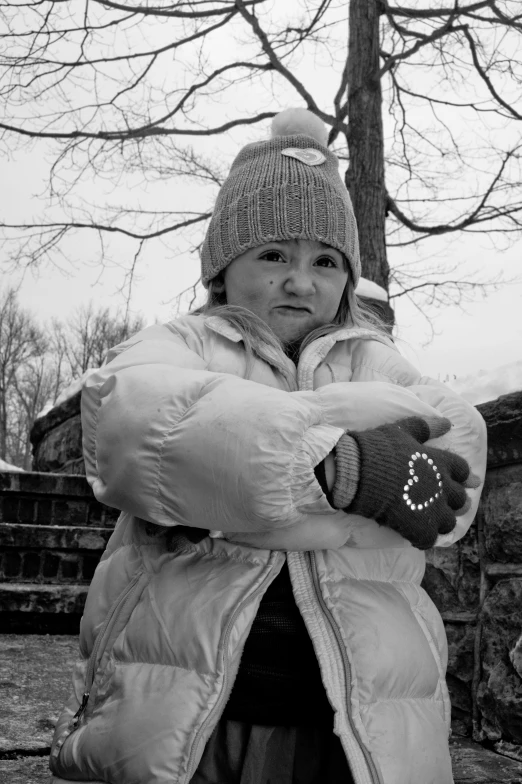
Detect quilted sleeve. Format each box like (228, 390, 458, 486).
(313, 340, 487, 548)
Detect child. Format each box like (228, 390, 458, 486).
(50, 109, 487, 784)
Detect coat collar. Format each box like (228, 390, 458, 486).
(204, 314, 393, 391)
(298, 327, 392, 389)
(204, 315, 243, 343)
(204, 315, 389, 352)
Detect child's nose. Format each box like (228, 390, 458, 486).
(283, 269, 315, 297)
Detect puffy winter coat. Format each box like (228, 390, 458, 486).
(49, 314, 487, 784)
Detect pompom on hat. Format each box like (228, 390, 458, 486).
(200, 108, 361, 287)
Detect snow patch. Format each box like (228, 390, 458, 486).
(0, 458, 24, 472)
(36, 368, 97, 419)
(446, 360, 522, 405)
(355, 278, 388, 302)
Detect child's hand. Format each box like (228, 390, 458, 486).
(333, 416, 479, 550)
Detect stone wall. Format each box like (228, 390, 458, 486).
(424, 390, 522, 748)
(31, 391, 84, 474)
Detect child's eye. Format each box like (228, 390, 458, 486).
(315, 256, 338, 268)
(259, 250, 285, 262)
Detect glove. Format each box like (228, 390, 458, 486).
(333, 416, 478, 550)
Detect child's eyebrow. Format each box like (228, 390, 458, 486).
(258, 239, 344, 261)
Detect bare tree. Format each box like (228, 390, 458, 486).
(0, 288, 46, 462)
(9, 353, 65, 468)
(0, 0, 520, 310)
(53, 304, 145, 378)
(0, 289, 143, 468)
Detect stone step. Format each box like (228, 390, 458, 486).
(0, 470, 119, 528)
(0, 523, 104, 582)
(0, 584, 88, 614)
(0, 523, 110, 550)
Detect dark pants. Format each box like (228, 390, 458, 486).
(190, 718, 354, 784)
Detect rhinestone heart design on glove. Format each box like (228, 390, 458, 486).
(403, 451, 443, 511)
(335, 416, 475, 550)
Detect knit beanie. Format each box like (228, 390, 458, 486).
(200, 108, 361, 287)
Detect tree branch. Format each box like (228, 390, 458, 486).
(386, 146, 522, 236)
(1, 213, 212, 242)
(380, 20, 467, 76)
(0, 109, 276, 140)
(462, 25, 522, 120)
(234, 0, 344, 133)
(92, 0, 266, 19)
(383, 1, 494, 20)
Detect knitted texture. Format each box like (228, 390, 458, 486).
(339, 417, 473, 550)
(200, 132, 360, 287)
(332, 434, 360, 509)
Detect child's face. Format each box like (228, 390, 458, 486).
(223, 239, 349, 344)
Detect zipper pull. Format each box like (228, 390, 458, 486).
(72, 692, 90, 727)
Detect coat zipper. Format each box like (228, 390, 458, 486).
(308, 552, 384, 784)
(184, 557, 282, 781)
(71, 569, 148, 728)
(297, 338, 383, 783)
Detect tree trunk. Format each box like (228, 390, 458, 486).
(0, 391, 7, 461)
(346, 0, 389, 294)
